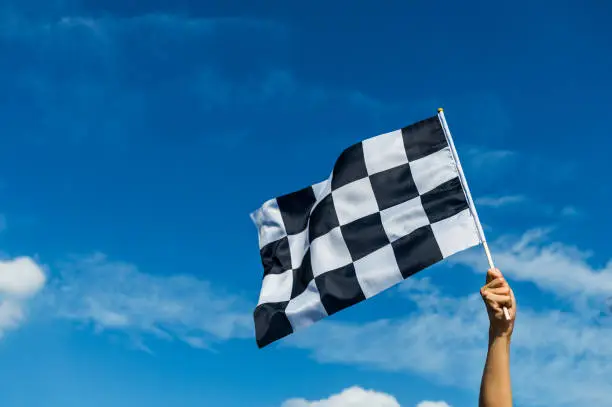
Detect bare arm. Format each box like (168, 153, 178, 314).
(479, 331, 512, 407)
(479, 269, 516, 407)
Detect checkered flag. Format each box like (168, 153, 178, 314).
(250, 110, 485, 348)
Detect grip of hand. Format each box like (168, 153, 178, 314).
(482, 268, 514, 326)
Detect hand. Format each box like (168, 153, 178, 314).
(480, 268, 516, 338)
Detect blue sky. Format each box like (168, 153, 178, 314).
(0, 1, 611, 406)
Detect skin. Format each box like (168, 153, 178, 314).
(479, 268, 516, 407)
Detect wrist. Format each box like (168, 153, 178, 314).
(489, 327, 512, 343)
(488, 334, 511, 355)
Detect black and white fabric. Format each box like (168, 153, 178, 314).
(250, 115, 481, 348)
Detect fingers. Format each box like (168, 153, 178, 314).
(481, 276, 508, 297)
(481, 270, 515, 313)
(484, 277, 505, 289)
(486, 268, 502, 283)
(482, 292, 513, 307)
(486, 286, 510, 295)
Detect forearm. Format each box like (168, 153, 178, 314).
(479, 330, 512, 407)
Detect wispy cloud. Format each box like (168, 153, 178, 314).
(286, 231, 612, 407)
(474, 194, 582, 221)
(475, 194, 526, 207)
(0, 11, 289, 145)
(1, 11, 286, 41)
(0, 10, 392, 148)
(560, 205, 581, 217)
(462, 144, 579, 207)
(42, 253, 253, 350)
(464, 147, 516, 170)
(451, 229, 612, 305)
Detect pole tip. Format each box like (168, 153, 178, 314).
(437, 107, 444, 113)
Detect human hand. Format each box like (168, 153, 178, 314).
(480, 268, 516, 338)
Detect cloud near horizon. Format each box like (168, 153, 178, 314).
(281, 386, 450, 407)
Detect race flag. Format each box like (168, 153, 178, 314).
(250, 109, 486, 348)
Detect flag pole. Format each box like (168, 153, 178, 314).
(436, 108, 510, 320)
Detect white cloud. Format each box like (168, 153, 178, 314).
(416, 403, 451, 407)
(45, 253, 253, 349)
(0, 257, 47, 298)
(286, 230, 612, 407)
(282, 387, 396, 407)
(0, 256, 46, 337)
(281, 387, 450, 407)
